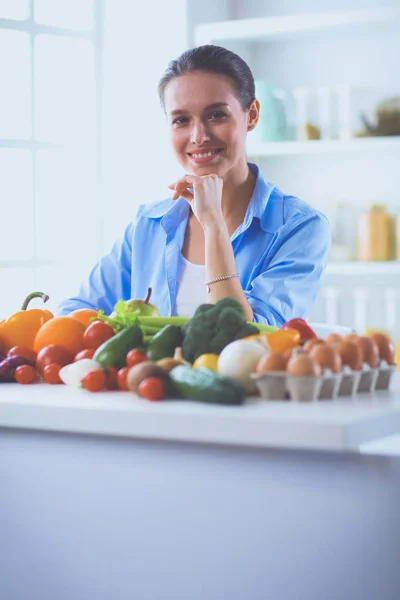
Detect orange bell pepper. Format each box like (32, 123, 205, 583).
(242, 328, 301, 353)
(0, 292, 54, 353)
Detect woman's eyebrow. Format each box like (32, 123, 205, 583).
(168, 102, 230, 117)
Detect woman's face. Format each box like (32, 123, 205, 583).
(163, 70, 257, 179)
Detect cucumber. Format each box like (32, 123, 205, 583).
(169, 365, 245, 405)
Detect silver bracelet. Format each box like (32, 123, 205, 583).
(205, 273, 240, 293)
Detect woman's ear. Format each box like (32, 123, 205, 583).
(247, 98, 260, 131)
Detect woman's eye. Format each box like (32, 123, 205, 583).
(172, 116, 188, 125)
(209, 111, 227, 119)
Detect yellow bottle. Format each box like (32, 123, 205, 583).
(357, 204, 392, 261)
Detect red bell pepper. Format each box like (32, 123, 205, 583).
(281, 318, 317, 342)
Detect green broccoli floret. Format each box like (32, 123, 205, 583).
(182, 297, 255, 363)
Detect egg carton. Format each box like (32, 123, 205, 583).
(250, 361, 397, 402)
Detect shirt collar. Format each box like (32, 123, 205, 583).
(140, 162, 281, 235)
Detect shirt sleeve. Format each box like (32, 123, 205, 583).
(246, 212, 331, 327)
(56, 221, 135, 316)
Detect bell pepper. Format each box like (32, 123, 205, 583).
(0, 292, 54, 353)
(281, 318, 317, 342)
(262, 328, 301, 352)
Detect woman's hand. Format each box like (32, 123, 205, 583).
(168, 174, 224, 229)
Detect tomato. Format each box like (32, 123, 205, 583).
(36, 345, 74, 373)
(14, 365, 38, 384)
(43, 363, 63, 384)
(126, 349, 148, 368)
(138, 377, 165, 401)
(73, 348, 95, 362)
(83, 321, 115, 350)
(81, 369, 107, 392)
(117, 366, 130, 391)
(8, 346, 37, 365)
(105, 366, 119, 390)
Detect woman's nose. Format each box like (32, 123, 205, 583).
(190, 120, 210, 145)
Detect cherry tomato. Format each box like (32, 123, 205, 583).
(8, 346, 37, 365)
(43, 363, 63, 384)
(138, 377, 165, 401)
(73, 348, 95, 362)
(82, 369, 107, 392)
(117, 366, 130, 391)
(36, 345, 74, 373)
(105, 367, 119, 390)
(14, 365, 38, 384)
(83, 321, 115, 350)
(126, 349, 148, 368)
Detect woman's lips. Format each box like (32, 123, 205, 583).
(188, 149, 223, 165)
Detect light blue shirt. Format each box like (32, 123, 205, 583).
(57, 163, 330, 327)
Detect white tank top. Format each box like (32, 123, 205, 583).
(175, 255, 207, 318)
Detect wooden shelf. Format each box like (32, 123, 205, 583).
(246, 136, 400, 157)
(195, 7, 400, 45)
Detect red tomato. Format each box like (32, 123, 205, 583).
(138, 377, 165, 401)
(82, 369, 107, 392)
(105, 367, 119, 390)
(14, 365, 38, 384)
(126, 349, 148, 368)
(43, 363, 63, 384)
(83, 321, 115, 350)
(8, 346, 37, 365)
(117, 367, 130, 391)
(36, 345, 74, 373)
(73, 348, 95, 362)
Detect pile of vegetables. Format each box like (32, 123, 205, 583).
(1, 290, 335, 404)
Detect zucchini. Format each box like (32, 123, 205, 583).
(170, 365, 245, 405)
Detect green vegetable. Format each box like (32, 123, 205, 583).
(182, 297, 262, 363)
(93, 324, 143, 369)
(147, 324, 183, 361)
(169, 365, 245, 405)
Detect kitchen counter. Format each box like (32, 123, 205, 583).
(2, 376, 400, 600)
(1, 375, 400, 453)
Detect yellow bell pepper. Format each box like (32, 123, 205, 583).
(0, 292, 54, 353)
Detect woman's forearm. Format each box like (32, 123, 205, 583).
(203, 221, 254, 321)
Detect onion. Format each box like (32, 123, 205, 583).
(218, 339, 268, 393)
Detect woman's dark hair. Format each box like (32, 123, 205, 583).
(158, 44, 255, 112)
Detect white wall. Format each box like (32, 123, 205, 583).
(101, 1, 188, 251)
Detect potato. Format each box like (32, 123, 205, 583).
(127, 361, 167, 393)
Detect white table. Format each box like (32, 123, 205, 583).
(2, 377, 400, 600)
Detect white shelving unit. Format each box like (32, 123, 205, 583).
(246, 136, 400, 157)
(325, 261, 400, 276)
(194, 7, 400, 45)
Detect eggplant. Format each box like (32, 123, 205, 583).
(0, 355, 32, 382)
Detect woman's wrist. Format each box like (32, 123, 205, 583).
(201, 215, 227, 234)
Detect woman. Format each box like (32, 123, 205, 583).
(57, 45, 330, 326)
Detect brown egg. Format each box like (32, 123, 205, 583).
(310, 344, 342, 373)
(283, 346, 301, 359)
(303, 338, 326, 353)
(257, 352, 288, 374)
(344, 333, 358, 343)
(287, 352, 321, 377)
(354, 336, 379, 368)
(368, 333, 396, 365)
(325, 333, 344, 345)
(337, 340, 363, 371)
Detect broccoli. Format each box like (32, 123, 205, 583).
(182, 297, 259, 363)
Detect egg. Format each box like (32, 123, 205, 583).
(256, 352, 288, 374)
(368, 333, 396, 365)
(303, 338, 326, 353)
(354, 336, 379, 368)
(310, 343, 342, 373)
(337, 340, 363, 371)
(287, 352, 321, 377)
(325, 333, 344, 345)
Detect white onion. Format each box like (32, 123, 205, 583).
(218, 339, 268, 393)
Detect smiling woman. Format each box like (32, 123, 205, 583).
(57, 45, 331, 327)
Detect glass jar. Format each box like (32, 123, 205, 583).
(357, 204, 392, 261)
